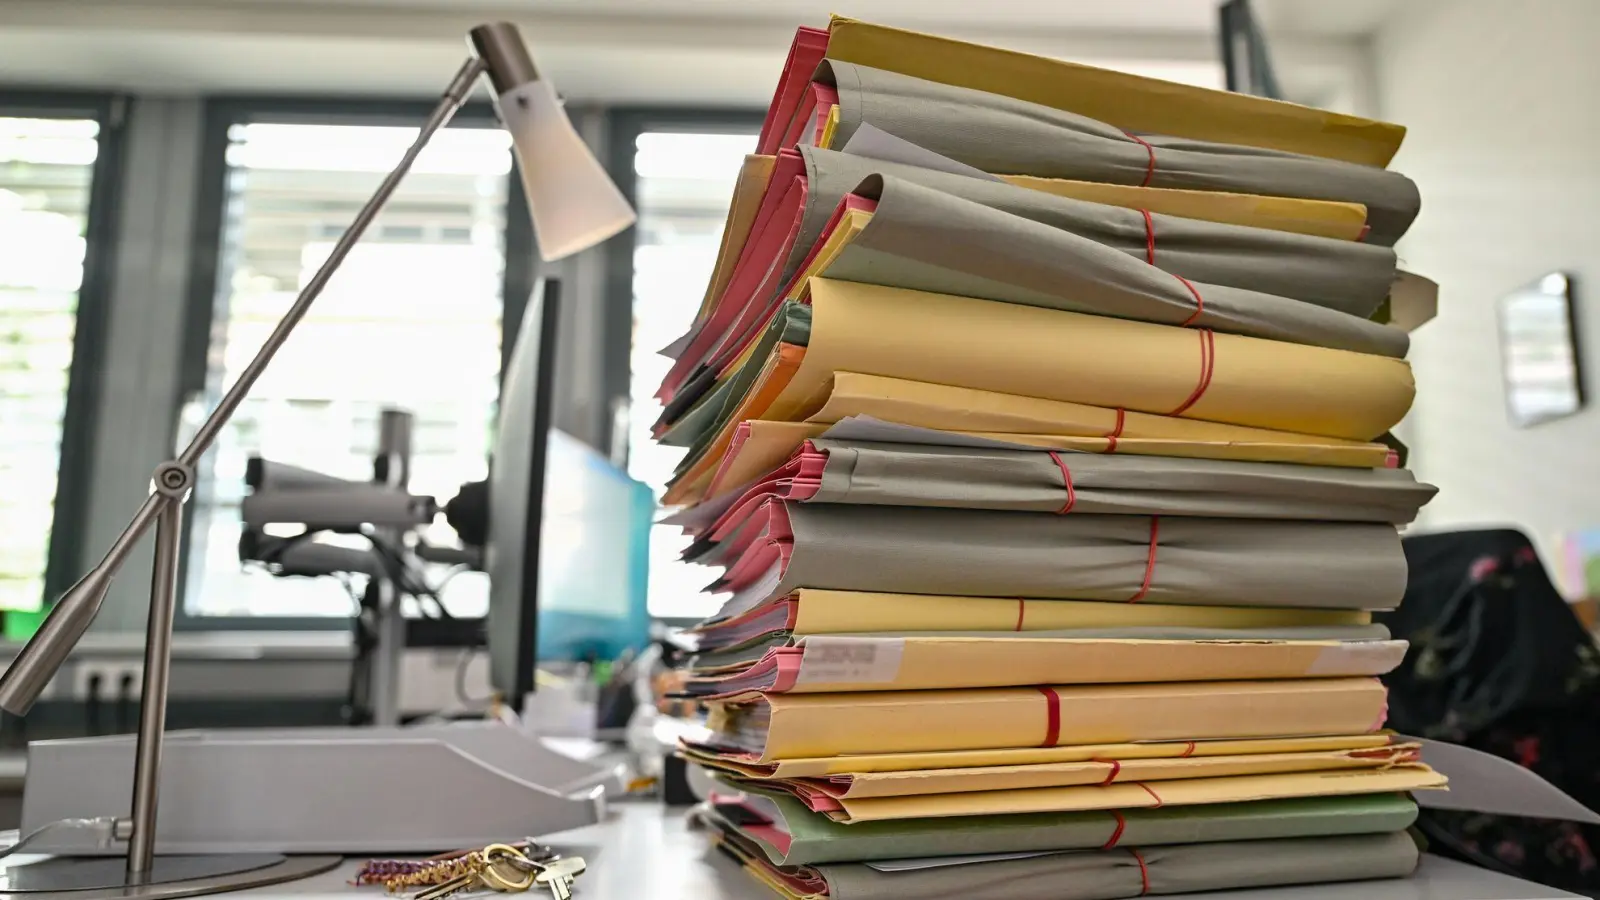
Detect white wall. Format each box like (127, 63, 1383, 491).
(1374, 0, 1600, 590)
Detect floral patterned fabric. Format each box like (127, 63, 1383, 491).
(1379, 529, 1600, 897)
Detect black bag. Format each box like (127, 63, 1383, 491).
(1377, 528, 1600, 896)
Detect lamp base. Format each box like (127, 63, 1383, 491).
(0, 853, 340, 900)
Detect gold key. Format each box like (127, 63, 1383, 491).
(413, 871, 480, 900)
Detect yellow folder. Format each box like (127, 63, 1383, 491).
(768, 279, 1414, 441)
(1002, 176, 1369, 240)
(728, 678, 1389, 760)
(774, 744, 1421, 800)
(683, 732, 1398, 779)
(824, 16, 1406, 167)
(811, 765, 1446, 823)
(788, 590, 1371, 635)
(812, 372, 1396, 463)
(706, 637, 1406, 697)
(696, 154, 777, 323)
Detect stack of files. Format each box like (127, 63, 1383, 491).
(652, 15, 1446, 900)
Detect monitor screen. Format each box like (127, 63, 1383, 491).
(485, 278, 652, 700)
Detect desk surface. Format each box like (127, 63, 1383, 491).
(231, 803, 1580, 900)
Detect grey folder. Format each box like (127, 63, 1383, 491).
(828, 176, 1410, 358)
(809, 831, 1419, 900)
(794, 147, 1399, 320)
(748, 503, 1407, 610)
(809, 440, 1437, 524)
(820, 60, 1422, 246)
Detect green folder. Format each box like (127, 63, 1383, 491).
(715, 786, 1418, 867)
(661, 301, 812, 452)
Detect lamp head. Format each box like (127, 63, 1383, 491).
(469, 22, 636, 262)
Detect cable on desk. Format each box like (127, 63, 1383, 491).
(0, 816, 130, 858)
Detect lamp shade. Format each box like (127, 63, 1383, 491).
(497, 79, 636, 261)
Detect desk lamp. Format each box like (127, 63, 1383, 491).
(0, 22, 633, 898)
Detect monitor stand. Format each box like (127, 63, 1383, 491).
(17, 721, 620, 855)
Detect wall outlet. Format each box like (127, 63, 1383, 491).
(70, 660, 144, 702)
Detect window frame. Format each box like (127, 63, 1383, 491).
(0, 89, 130, 615)
(598, 108, 765, 467)
(600, 107, 763, 627)
(173, 95, 537, 633)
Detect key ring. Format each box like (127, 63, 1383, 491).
(480, 845, 536, 892)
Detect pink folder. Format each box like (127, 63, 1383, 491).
(757, 27, 830, 156)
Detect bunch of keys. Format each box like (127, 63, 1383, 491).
(358, 843, 587, 900)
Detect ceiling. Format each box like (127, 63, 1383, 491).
(0, 0, 1406, 104)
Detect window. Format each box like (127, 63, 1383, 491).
(180, 111, 518, 622)
(614, 119, 761, 619)
(0, 113, 101, 619)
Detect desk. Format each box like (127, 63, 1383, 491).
(231, 804, 1581, 900)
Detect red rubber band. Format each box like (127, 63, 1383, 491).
(1037, 686, 1061, 747)
(1140, 209, 1156, 265)
(1136, 782, 1164, 808)
(1047, 450, 1077, 514)
(1101, 811, 1127, 850)
(1103, 408, 1126, 454)
(1180, 741, 1197, 757)
(1014, 599, 1026, 632)
(1173, 274, 1205, 327)
(1096, 758, 1122, 786)
(1130, 848, 1151, 895)
(1166, 328, 1215, 416)
(1123, 131, 1156, 187)
(1128, 516, 1160, 603)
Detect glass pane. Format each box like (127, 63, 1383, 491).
(182, 122, 512, 619)
(0, 116, 97, 614)
(627, 130, 759, 619)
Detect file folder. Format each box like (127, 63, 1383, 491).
(688, 591, 1373, 653)
(684, 733, 1399, 782)
(706, 787, 1418, 866)
(711, 816, 1420, 899)
(712, 744, 1422, 802)
(694, 438, 1434, 526)
(701, 502, 1406, 616)
(742, 765, 1445, 823)
(705, 678, 1391, 759)
(811, 59, 1420, 244)
(820, 17, 1406, 166)
(678, 635, 1407, 698)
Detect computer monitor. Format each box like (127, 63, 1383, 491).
(485, 277, 653, 703)
(486, 277, 561, 700)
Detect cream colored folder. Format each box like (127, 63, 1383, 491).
(805, 765, 1446, 823)
(698, 636, 1406, 698)
(1003, 176, 1368, 240)
(789, 590, 1372, 635)
(772, 744, 1421, 800)
(698, 154, 777, 322)
(767, 279, 1414, 442)
(682, 732, 1398, 779)
(720, 677, 1390, 760)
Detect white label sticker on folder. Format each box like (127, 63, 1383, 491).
(795, 637, 905, 685)
(1307, 640, 1408, 675)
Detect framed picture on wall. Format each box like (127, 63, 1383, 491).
(1498, 272, 1583, 428)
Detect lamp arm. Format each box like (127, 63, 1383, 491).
(31, 54, 494, 600)
(181, 55, 489, 471)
